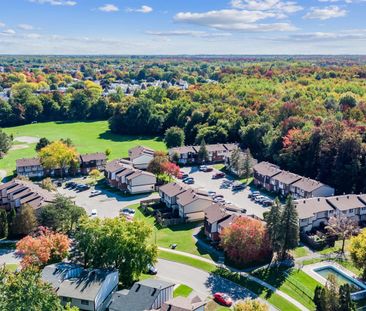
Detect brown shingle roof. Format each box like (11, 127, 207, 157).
(105, 160, 133, 173)
(79, 152, 106, 163)
(223, 143, 239, 152)
(272, 171, 302, 185)
(161, 296, 206, 311)
(205, 203, 229, 224)
(176, 189, 212, 207)
(159, 182, 188, 197)
(16, 157, 41, 167)
(170, 146, 197, 155)
(128, 146, 154, 160)
(292, 177, 329, 193)
(253, 161, 281, 177)
(219, 214, 238, 230)
(295, 197, 334, 220)
(326, 194, 365, 211)
(126, 170, 155, 181)
(204, 144, 227, 153)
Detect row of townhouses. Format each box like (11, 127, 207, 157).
(105, 159, 156, 195)
(158, 182, 213, 221)
(169, 143, 238, 165)
(15, 145, 156, 179)
(16, 152, 107, 178)
(253, 161, 335, 199)
(41, 263, 205, 311)
(0, 179, 55, 212)
(296, 194, 366, 232)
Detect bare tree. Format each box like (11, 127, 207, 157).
(326, 215, 359, 254)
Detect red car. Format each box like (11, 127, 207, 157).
(213, 293, 233, 307)
(212, 172, 225, 179)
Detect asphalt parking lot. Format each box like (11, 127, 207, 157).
(180, 166, 269, 218)
(58, 183, 159, 218)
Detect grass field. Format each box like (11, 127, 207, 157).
(173, 284, 193, 298)
(1, 121, 166, 176)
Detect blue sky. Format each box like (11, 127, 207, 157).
(0, 0, 366, 54)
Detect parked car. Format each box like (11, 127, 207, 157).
(146, 264, 158, 275)
(262, 199, 274, 207)
(65, 181, 74, 188)
(208, 191, 216, 197)
(199, 165, 213, 172)
(212, 172, 225, 179)
(90, 190, 102, 197)
(77, 184, 90, 192)
(232, 182, 245, 191)
(120, 208, 136, 217)
(91, 209, 97, 217)
(184, 179, 194, 184)
(213, 194, 224, 199)
(214, 197, 225, 203)
(213, 293, 233, 307)
(255, 195, 267, 203)
(248, 191, 260, 198)
(180, 173, 189, 179)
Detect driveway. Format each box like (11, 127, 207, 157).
(58, 185, 159, 218)
(180, 166, 268, 218)
(156, 259, 276, 310)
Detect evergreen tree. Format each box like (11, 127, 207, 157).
(229, 147, 241, 173)
(313, 285, 324, 311)
(0, 209, 8, 239)
(339, 284, 355, 311)
(243, 149, 253, 180)
(7, 208, 16, 237)
(11, 205, 37, 237)
(35, 137, 50, 152)
(279, 196, 299, 259)
(265, 198, 282, 255)
(197, 139, 209, 164)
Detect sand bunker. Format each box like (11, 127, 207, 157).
(13, 136, 40, 144)
(10, 144, 29, 151)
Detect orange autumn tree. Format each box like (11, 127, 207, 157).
(220, 216, 272, 267)
(16, 227, 71, 268)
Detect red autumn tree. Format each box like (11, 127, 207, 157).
(16, 227, 71, 269)
(220, 216, 272, 266)
(162, 161, 180, 178)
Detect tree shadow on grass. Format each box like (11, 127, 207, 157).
(98, 130, 163, 143)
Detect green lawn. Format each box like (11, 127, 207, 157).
(158, 250, 217, 273)
(1, 121, 166, 176)
(291, 246, 310, 258)
(4, 264, 18, 272)
(129, 203, 217, 260)
(205, 300, 231, 311)
(252, 267, 320, 310)
(173, 284, 193, 298)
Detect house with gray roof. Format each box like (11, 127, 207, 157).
(128, 146, 155, 170)
(42, 263, 118, 311)
(253, 162, 281, 191)
(79, 152, 106, 174)
(176, 189, 212, 221)
(108, 279, 174, 311)
(158, 182, 189, 208)
(203, 203, 231, 241)
(161, 295, 206, 311)
(16, 157, 44, 178)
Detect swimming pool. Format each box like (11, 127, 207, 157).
(314, 266, 366, 292)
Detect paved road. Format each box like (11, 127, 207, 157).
(181, 166, 269, 218)
(156, 259, 277, 310)
(0, 249, 21, 266)
(58, 185, 159, 218)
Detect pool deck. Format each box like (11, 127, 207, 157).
(302, 261, 366, 289)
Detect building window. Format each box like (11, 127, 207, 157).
(62, 297, 71, 303)
(81, 300, 89, 305)
(349, 209, 354, 213)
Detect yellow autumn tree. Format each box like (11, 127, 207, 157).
(39, 141, 79, 178)
(349, 229, 366, 279)
(233, 299, 269, 311)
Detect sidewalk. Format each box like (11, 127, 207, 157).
(158, 246, 309, 311)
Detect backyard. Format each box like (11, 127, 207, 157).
(0, 121, 166, 176)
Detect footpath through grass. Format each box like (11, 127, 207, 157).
(1, 121, 166, 175)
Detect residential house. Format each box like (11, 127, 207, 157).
(223, 143, 239, 153)
(271, 171, 302, 197)
(326, 194, 366, 222)
(79, 153, 106, 174)
(205, 144, 229, 163)
(0, 179, 54, 213)
(158, 182, 189, 208)
(128, 146, 155, 170)
(290, 177, 334, 199)
(253, 162, 282, 191)
(42, 263, 118, 311)
(204, 203, 231, 242)
(218, 214, 238, 235)
(115, 167, 135, 191)
(125, 170, 156, 194)
(161, 296, 206, 311)
(176, 189, 213, 221)
(16, 158, 44, 178)
(295, 197, 336, 232)
(358, 195, 366, 221)
(104, 160, 133, 187)
(169, 146, 197, 165)
(108, 279, 174, 311)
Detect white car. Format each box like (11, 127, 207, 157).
(91, 209, 97, 217)
(90, 190, 102, 197)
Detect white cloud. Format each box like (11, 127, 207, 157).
(231, 0, 303, 14)
(1, 29, 16, 36)
(174, 9, 297, 32)
(29, 0, 76, 6)
(146, 30, 232, 38)
(18, 24, 34, 30)
(126, 5, 153, 13)
(0, 22, 5, 28)
(304, 6, 347, 20)
(98, 4, 119, 12)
